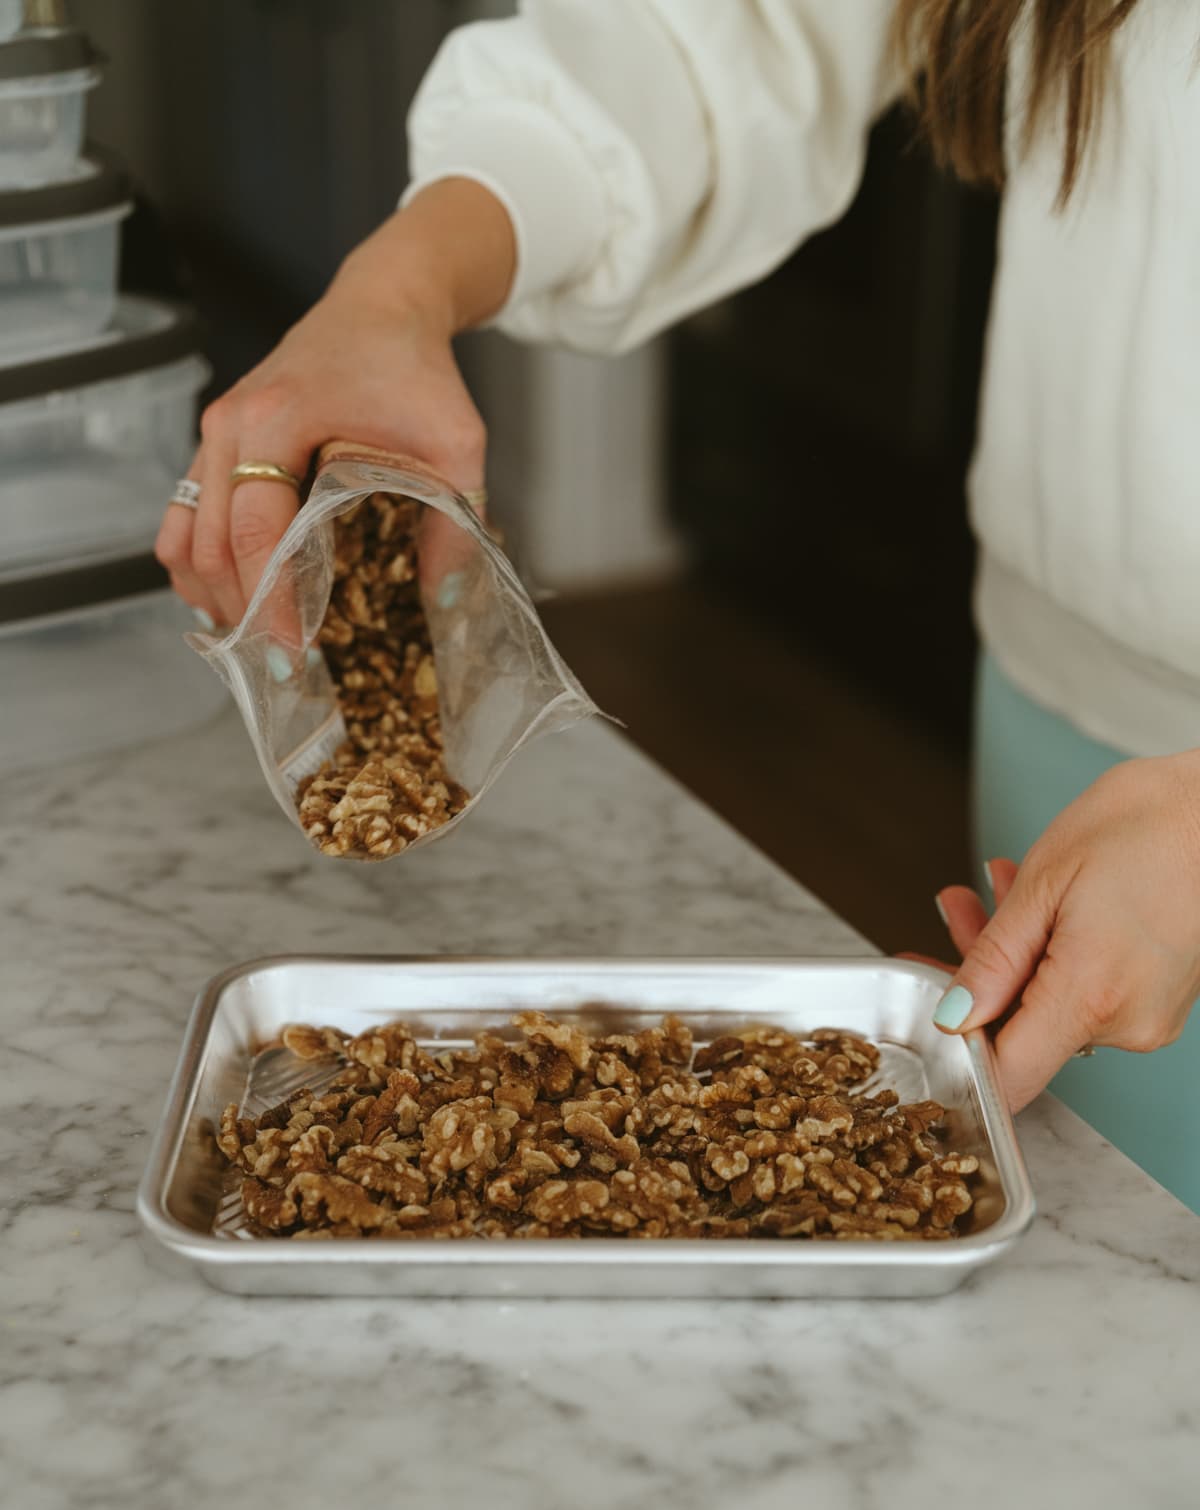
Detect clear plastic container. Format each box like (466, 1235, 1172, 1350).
(0, 30, 101, 186)
(0, 295, 209, 583)
(0, 573, 228, 775)
(0, 159, 131, 353)
(0, 4, 23, 44)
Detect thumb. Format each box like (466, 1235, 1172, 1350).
(992, 951, 1092, 1110)
(932, 872, 1054, 1034)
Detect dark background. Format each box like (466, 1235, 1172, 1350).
(671, 105, 996, 748)
(76, 0, 998, 953)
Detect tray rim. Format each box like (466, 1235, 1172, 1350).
(137, 954, 1036, 1271)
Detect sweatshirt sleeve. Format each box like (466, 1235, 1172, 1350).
(405, 0, 900, 354)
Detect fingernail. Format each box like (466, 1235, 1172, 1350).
(983, 861, 996, 895)
(305, 647, 325, 671)
(933, 984, 974, 1031)
(934, 892, 950, 932)
(193, 608, 216, 632)
(266, 645, 293, 683)
(437, 570, 465, 610)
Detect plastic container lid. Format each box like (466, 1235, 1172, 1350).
(0, 156, 128, 230)
(0, 27, 101, 82)
(0, 293, 203, 403)
(0, 551, 168, 629)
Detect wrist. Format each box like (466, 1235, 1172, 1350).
(332, 229, 456, 337)
(333, 178, 516, 337)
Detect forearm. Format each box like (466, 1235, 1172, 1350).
(331, 177, 517, 335)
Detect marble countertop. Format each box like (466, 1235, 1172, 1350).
(3, 709, 1197, 1510)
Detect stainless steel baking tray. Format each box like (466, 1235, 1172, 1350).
(138, 956, 1035, 1298)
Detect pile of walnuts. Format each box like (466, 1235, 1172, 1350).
(295, 492, 468, 858)
(217, 1014, 980, 1242)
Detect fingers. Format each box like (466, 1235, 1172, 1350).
(412, 494, 486, 611)
(155, 451, 222, 626)
(417, 506, 486, 611)
(192, 413, 243, 627)
(932, 860, 1056, 1034)
(984, 857, 1019, 905)
(914, 854, 1020, 981)
(188, 387, 311, 635)
(229, 440, 310, 652)
(175, 349, 485, 632)
(936, 886, 989, 958)
(229, 408, 310, 614)
(896, 951, 960, 973)
(418, 406, 487, 499)
(933, 857, 1020, 959)
(229, 482, 305, 656)
(995, 929, 1184, 1110)
(414, 417, 488, 604)
(991, 955, 1096, 1111)
(930, 854, 1065, 1108)
(228, 475, 303, 613)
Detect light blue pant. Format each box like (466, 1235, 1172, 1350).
(973, 654, 1200, 1213)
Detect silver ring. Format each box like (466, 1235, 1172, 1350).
(169, 478, 201, 511)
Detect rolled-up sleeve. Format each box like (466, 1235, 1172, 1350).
(406, 0, 899, 353)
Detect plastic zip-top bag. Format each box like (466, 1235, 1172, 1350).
(188, 442, 599, 859)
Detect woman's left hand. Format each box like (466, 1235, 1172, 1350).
(926, 752, 1200, 1111)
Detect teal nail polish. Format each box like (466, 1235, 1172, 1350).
(934, 893, 950, 931)
(193, 608, 216, 632)
(982, 861, 996, 895)
(266, 645, 293, 683)
(934, 984, 974, 1030)
(305, 647, 325, 671)
(437, 570, 465, 610)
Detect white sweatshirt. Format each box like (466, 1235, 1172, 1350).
(407, 1, 1200, 758)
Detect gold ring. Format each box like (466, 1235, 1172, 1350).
(462, 488, 488, 510)
(1074, 1044, 1096, 1058)
(230, 461, 303, 491)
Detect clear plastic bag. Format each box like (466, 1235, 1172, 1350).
(188, 444, 599, 858)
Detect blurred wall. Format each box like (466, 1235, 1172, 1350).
(74, 0, 438, 379)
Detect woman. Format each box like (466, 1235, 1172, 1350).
(156, 2, 1200, 1211)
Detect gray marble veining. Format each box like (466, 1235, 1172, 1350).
(2, 708, 1197, 1510)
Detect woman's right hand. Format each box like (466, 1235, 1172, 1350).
(155, 178, 516, 634)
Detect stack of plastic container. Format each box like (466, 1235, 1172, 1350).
(0, 19, 225, 773)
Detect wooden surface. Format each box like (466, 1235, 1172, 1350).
(542, 578, 973, 958)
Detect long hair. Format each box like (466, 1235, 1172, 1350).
(894, 1, 1141, 203)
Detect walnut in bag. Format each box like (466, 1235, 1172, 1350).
(188, 445, 598, 859)
(293, 489, 468, 857)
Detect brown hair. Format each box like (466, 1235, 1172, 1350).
(895, 0, 1141, 203)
